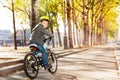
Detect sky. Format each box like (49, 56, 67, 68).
(0, 1, 13, 31)
(0, 0, 30, 32)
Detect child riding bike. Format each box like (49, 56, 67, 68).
(29, 16, 54, 69)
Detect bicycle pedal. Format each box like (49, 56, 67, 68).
(25, 78, 30, 80)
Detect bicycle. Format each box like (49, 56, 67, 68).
(23, 38, 57, 79)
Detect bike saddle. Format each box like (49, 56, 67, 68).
(29, 44, 38, 48)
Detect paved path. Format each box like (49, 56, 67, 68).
(57, 46, 119, 80)
(114, 45, 120, 75)
(0, 46, 120, 80)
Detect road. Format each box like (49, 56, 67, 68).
(0, 46, 120, 80)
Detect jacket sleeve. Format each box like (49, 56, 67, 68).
(38, 25, 53, 37)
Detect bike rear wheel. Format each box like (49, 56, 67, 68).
(23, 53, 39, 79)
(48, 52, 57, 74)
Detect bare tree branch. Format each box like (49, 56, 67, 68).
(103, 6, 113, 17)
(3, 6, 12, 10)
(75, 0, 83, 8)
(75, 7, 82, 13)
(0, 1, 12, 10)
(94, 0, 101, 6)
(0, 1, 5, 7)
(93, 0, 103, 18)
(16, 7, 24, 12)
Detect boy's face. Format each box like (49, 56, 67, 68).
(41, 20, 48, 29)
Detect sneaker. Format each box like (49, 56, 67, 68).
(44, 65, 52, 70)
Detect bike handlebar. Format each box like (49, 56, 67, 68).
(44, 37, 52, 43)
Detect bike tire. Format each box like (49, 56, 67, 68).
(48, 52, 58, 74)
(23, 53, 39, 79)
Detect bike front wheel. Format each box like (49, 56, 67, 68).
(48, 52, 58, 74)
(23, 53, 39, 79)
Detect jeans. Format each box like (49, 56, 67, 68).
(30, 42, 49, 67)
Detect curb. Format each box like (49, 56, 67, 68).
(57, 48, 89, 58)
(0, 59, 23, 77)
(0, 59, 23, 68)
(0, 64, 23, 76)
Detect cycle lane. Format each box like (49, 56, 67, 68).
(56, 46, 119, 80)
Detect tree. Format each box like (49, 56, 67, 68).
(67, 0, 73, 48)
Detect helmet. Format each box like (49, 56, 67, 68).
(40, 16, 49, 22)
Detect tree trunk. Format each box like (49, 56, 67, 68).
(12, 0, 17, 50)
(90, 0, 94, 46)
(71, 0, 76, 46)
(83, 19, 89, 46)
(74, 15, 79, 47)
(49, 24, 55, 48)
(23, 29, 26, 46)
(77, 29, 81, 47)
(56, 27, 62, 47)
(31, 0, 38, 31)
(67, 0, 73, 48)
(82, 0, 87, 46)
(86, 11, 89, 46)
(63, 0, 68, 49)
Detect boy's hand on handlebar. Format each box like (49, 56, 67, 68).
(44, 37, 53, 42)
(49, 37, 52, 40)
(50, 35, 54, 40)
(44, 39, 47, 42)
